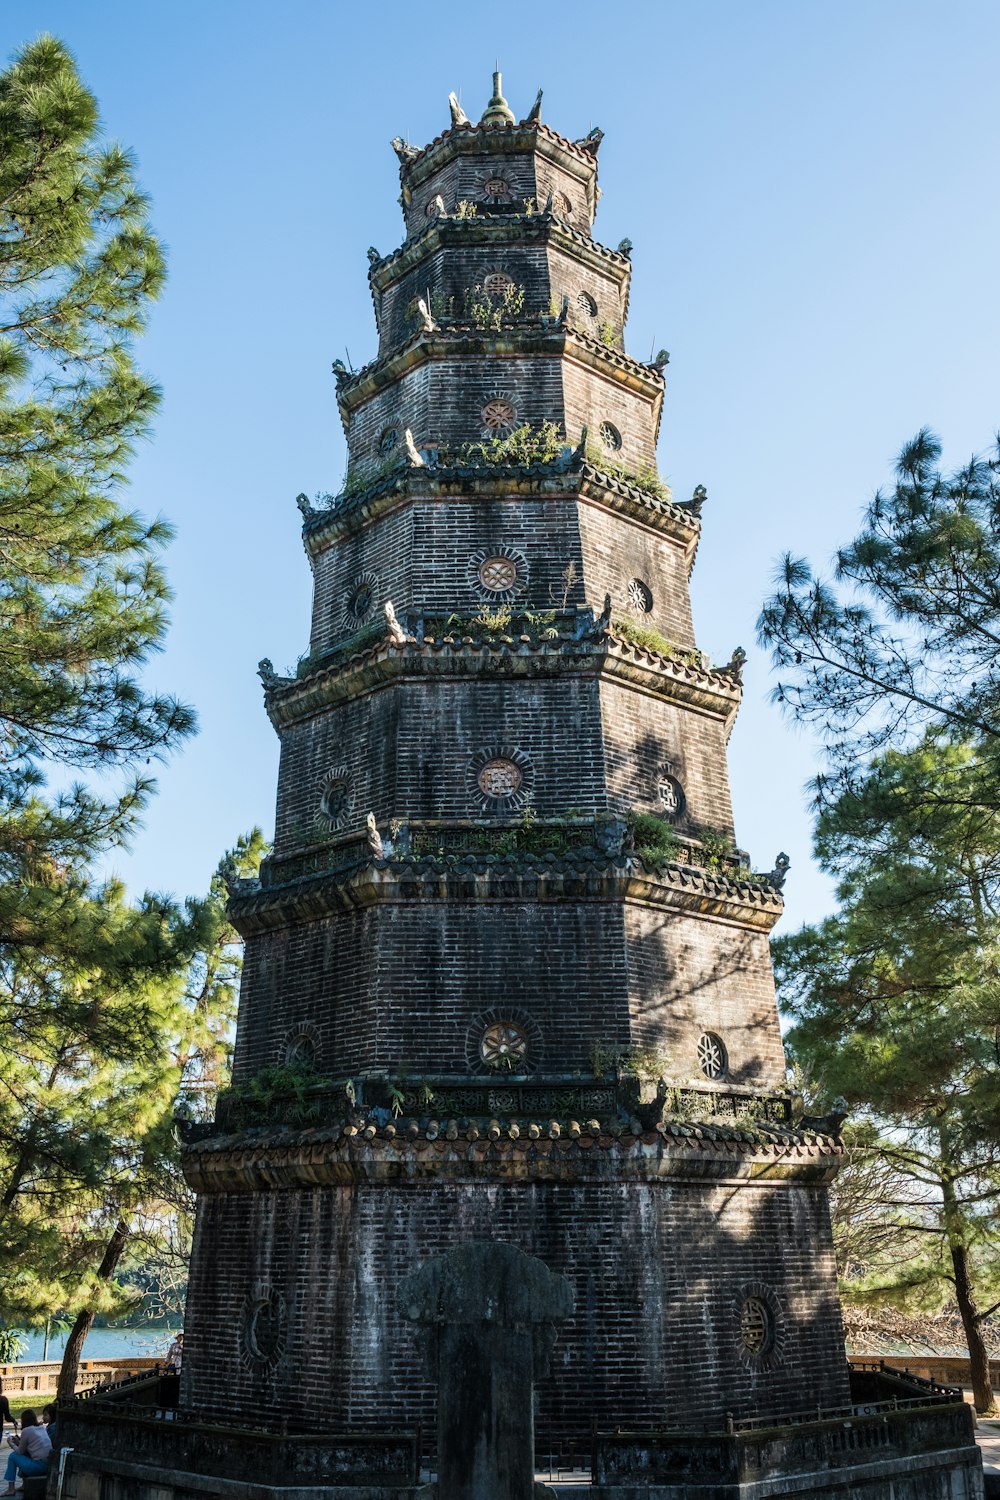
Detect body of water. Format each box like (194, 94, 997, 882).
(14, 1326, 179, 1365)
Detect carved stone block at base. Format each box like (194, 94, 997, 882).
(399, 1242, 573, 1500)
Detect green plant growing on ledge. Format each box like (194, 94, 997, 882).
(460, 420, 564, 467)
(597, 320, 617, 347)
(295, 620, 385, 677)
(465, 281, 526, 330)
(220, 1063, 322, 1128)
(473, 603, 514, 634)
(626, 810, 681, 864)
(612, 614, 704, 667)
(590, 1039, 673, 1086)
(584, 444, 672, 502)
(696, 827, 738, 869)
(430, 290, 456, 320)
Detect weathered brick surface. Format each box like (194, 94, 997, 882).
(182, 1177, 849, 1441)
(599, 679, 735, 832)
(399, 131, 598, 242)
(625, 906, 787, 1089)
(231, 900, 632, 1082)
(180, 99, 856, 1459)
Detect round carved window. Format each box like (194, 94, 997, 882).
(740, 1297, 773, 1356)
(479, 555, 518, 592)
(627, 578, 653, 614)
(482, 176, 511, 203)
(658, 776, 684, 819)
(344, 572, 378, 625)
(285, 1034, 317, 1069)
(240, 1285, 287, 1371)
(552, 191, 572, 218)
(480, 1019, 529, 1070)
(481, 397, 517, 435)
(424, 197, 442, 218)
(483, 271, 514, 296)
(471, 745, 534, 812)
(478, 758, 522, 800)
(577, 290, 598, 318)
(320, 775, 350, 828)
(600, 421, 623, 451)
(697, 1032, 728, 1080)
(379, 426, 398, 456)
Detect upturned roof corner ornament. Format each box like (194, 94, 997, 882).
(480, 69, 515, 127)
(767, 852, 791, 891)
(366, 246, 381, 266)
(295, 492, 313, 520)
(618, 237, 633, 257)
(331, 357, 350, 386)
(390, 135, 418, 163)
(525, 87, 543, 124)
(448, 91, 469, 127)
(576, 126, 604, 153)
(653, 348, 670, 369)
(727, 646, 747, 680)
(688, 483, 707, 515)
(798, 1096, 849, 1137)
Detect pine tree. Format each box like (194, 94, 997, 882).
(776, 738, 1000, 1412)
(0, 833, 265, 1391)
(0, 34, 193, 925)
(757, 428, 1000, 799)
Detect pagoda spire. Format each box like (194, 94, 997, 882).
(480, 68, 515, 126)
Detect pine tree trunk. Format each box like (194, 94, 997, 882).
(56, 1218, 131, 1403)
(950, 1238, 996, 1414)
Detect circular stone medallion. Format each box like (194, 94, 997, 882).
(481, 397, 517, 435)
(479, 555, 518, 592)
(478, 758, 522, 800)
(697, 1031, 728, 1080)
(480, 1019, 529, 1069)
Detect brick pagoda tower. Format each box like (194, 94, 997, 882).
(181, 76, 854, 1446)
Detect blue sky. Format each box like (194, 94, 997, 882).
(5, 0, 999, 932)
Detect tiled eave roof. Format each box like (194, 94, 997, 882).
(225, 849, 781, 937)
(301, 463, 700, 562)
(261, 627, 742, 735)
(399, 119, 599, 189)
(182, 1120, 841, 1195)
(334, 323, 664, 441)
(367, 214, 632, 327)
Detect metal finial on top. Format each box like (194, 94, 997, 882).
(480, 69, 515, 126)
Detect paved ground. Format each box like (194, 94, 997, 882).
(979, 1419, 1000, 1475)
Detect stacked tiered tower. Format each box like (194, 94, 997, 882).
(181, 77, 851, 1444)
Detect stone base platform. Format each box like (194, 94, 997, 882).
(591, 1388, 984, 1500)
(62, 1456, 431, 1500)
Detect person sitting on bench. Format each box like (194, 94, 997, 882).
(2, 1409, 51, 1495)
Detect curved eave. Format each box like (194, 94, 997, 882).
(226, 855, 782, 936)
(262, 634, 741, 733)
(336, 325, 664, 440)
(182, 1125, 840, 1195)
(367, 214, 633, 326)
(398, 120, 600, 219)
(302, 463, 699, 555)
